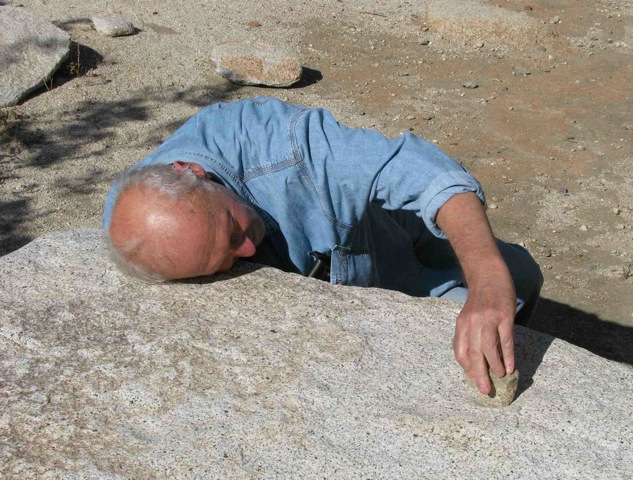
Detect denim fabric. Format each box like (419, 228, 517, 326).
(103, 97, 541, 308)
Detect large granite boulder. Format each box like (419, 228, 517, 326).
(1, 230, 631, 478)
(0, 6, 70, 107)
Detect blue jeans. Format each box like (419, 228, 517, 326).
(415, 237, 544, 326)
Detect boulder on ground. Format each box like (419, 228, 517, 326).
(0, 6, 70, 107)
(425, 0, 550, 52)
(91, 16, 135, 37)
(214, 42, 302, 87)
(0, 230, 631, 478)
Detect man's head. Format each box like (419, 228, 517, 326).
(107, 162, 265, 282)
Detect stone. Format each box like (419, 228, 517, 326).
(462, 80, 479, 89)
(1, 230, 632, 478)
(465, 370, 519, 407)
(425, 0, 550, 52)
(0, 6, 70, 107)
(213, 42, 302, 87)
(91, 16, 135, 37)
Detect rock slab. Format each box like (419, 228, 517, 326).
(1, 230, 632, 479)
(0, 6, 70, 107)
(425, 0, 550, 52)
(214, 42, 302, 87)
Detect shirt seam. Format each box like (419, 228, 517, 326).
(289, 109, 354, 232)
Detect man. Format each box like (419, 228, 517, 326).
(104, 97, 543, 395)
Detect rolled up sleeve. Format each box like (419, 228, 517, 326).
(371, 133, 485, 238)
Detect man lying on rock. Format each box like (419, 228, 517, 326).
(103, 97, 543, 395)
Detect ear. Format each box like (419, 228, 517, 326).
(172, 161, 207, 178)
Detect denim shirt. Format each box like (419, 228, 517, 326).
(103, 97, 485, 297)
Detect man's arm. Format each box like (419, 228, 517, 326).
(435, 192, 517, 395)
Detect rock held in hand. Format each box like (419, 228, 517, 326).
(466, 369, 519, 407)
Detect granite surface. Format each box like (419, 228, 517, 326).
(1, 230, 631, 479)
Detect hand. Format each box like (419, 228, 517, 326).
(435, 192, 518, 394)
(453, 274, 517, 395)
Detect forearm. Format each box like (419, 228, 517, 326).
(435, 192, 514, 294)
(436, 191, 517, 394)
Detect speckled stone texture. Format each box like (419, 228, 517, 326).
(213, 42, 302, 87)
(91, 16, 135, 37)
(466, 370, 519, 407)
(1, 230, 631, 479)
(0, 6, 70, 107)
(425, 0, 551, 53)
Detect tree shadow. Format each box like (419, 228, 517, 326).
(529, 297, 633, 365)
(0, 81, 243, 257)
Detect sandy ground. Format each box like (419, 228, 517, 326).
(1, 0, 632, 364)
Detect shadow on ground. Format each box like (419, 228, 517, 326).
(531, 297, 633, 365)
(0, 81, 243, 256)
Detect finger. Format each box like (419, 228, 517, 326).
(498, 320, 515, 374)
(481, 326, 506, 378)
(469, 346, 491, 395)
(453, 318, 471, 373)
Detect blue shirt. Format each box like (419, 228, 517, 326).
(103, 97, 485, 297)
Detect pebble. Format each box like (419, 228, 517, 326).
(550, 15, 561, 24)
(463, 81, 479, 89)
(92, 16, 135, 37)
(488, 203, 498, 209)
(512, 67, 531, 76)
(579, 225, 588, 231)
(613, 208, 621, 215)
(419, 39, 430, 46)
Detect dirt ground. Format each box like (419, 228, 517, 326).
(1, 0, 631, 365)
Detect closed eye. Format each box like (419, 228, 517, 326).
(228, 214, 243, 249)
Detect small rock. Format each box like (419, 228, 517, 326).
(466, 370, 519, 407)
(463, 81, 479, 89)
(613, 208, 621, 216)
(550, 15, 561, 24)
(419, 39, 430, 46)
(92, 16, 135, 37)
(214, 42, 302, 87)
(512, 67, 531, 76)
(579, 225, 588, 231)
(488, 203, 498, 209)
(245, 21, 262, 27)
(406, 115, 415, 120)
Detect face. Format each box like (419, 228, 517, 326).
(110, 162, 265, 280)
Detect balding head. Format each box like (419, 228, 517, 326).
(106, 163, 265, 282)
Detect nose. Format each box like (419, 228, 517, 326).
(235, 236, 257, 258)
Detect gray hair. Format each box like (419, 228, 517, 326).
(105, 163, 223, 283)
